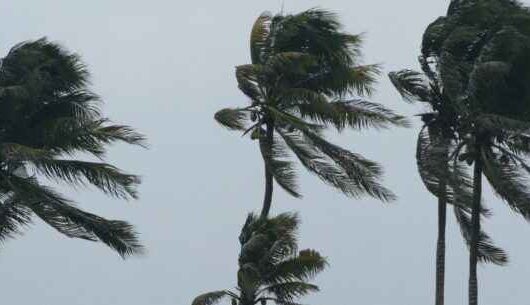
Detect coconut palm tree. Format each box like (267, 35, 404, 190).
(422, 0, 530, 303)
(389, 65, 507, 305)
(192, 212, 326, 305)
(0, 38, 146, 257)
(214, 9, 408, 218)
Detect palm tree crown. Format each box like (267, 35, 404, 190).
(215, 9, 408, 217)
(192, 212, 326, 305)
(422, 0, 530, 241)
(0, 38, 146, 257)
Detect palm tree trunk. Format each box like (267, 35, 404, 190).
(435, 181, 447, 305)
(260, 122, 274, 219)
(469, 158, 482, 305)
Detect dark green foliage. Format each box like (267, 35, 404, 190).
(192, 213, 326, 305)
(423, 0, 530, 120)
(422, 1, 530, 303)
(0, 38, 146, 257)
(421, 0, 530, 227)
(215, 9, 406, 206)
(389, 68, 507, 266)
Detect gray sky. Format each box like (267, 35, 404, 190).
(1, 0, 530, 304)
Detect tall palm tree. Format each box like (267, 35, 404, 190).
(389, 65, 507, 305)
(214, 9, 408, 218)
(0, 38, 146, 257)
(422, 0, 530, 303)
(192, 212, 326, 305)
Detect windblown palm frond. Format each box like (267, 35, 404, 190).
(0, 38, 146, 256)
(454, 207, 508, 265)
(192, 291, 233, 305)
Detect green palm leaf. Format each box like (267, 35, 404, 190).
(266, 249, 327, 284)
(263, 282, 319, 301)
(214, 108, 250, 131)
(192, 291, 232, 305)
(454, 206, 508, 265)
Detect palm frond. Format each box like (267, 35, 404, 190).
(257, 298, 303, 305)
(236, 64, 263, 102)
(262, 237, 299, 267)
(40, 118, 146, 157)
(266, 249, 327, 284)
(263, 282, 319, 301)
(266, 52, 315, 77)
(277, 127, 395, 201)
(288, 90, 408, 130)
(454, 206, 508, 265)
(0, 198, 32, 242)
(214, 108, 250, 131)
(482, 149, 530, 220)
(266, 106, 323, 132)
(302, 130, 395, 201)
(416, 128, 476, 211)
(30, 159, 140, 200)
(328, 99, 409, 130)
(31, 200, 143, 257)
(3, 175, 143, 256)
(388, 69, 431, 103)
(90, 122, 147, 148)
(342, 64, 381, 96)
(259, 134, 301, 198)
(295, 64, 380, 97)
(192, 291, 232, 305)
(251, 12, 272, 65)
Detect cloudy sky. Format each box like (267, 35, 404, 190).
(2, 0, 530, 304)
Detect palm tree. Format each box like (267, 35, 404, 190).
(0, 38, 146, 257)
(422, 0, 530, 303)
(192, 212, 326, 305)
(389, 65, 507, 305)
(214, 9, 408, 218)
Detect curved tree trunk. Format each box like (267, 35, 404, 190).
(260, 122, 274, 219)
(469, 159, 482, 305)
(435, 182, 447, 305)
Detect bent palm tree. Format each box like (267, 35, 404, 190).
(0, 39, 146, 257)
(389, 67, 507, 305)
(422, 0, 530, 303)
(192, 212, 326, 305)
(215, 9, 407, 218)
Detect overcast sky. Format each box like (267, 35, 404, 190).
(2, 0, 530, 304)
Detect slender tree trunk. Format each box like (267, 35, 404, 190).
(435, 141, 448, 305)
(435, 180, 447, 305)
(469, 158, 482, 305)
(260, 122, 274, 219)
